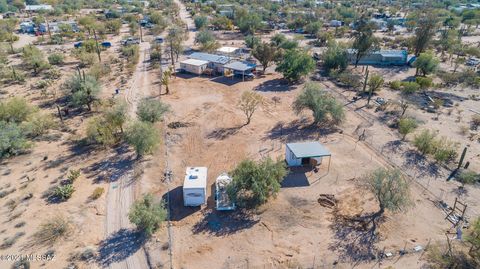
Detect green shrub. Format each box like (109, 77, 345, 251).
(137, 98, 170, 123)
(52, 184, 74, 201)
(67, 169, 81, 183)
(401, 81, 420, 94)
(48, 53, 64, 65)
(398, 117, 418, 140)
(416, 76, 433, 89)
(124, 121, 160, 158)
(90, 187, 104, 200)
(128, 194, 167, 236)
(413, 129, 437, 155)
(0, 97, 36, 123)
(121, 45, 139, 66)
(21, 113, 55, 137)
(0, 121, 31, 159)
(389, 80, 402, 90)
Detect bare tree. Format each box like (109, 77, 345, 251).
(238, 91, 263, 125)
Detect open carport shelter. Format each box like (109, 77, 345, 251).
(223, 61, 256, 81)
(285, 141, 331, 171)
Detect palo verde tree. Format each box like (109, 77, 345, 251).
(227, 157, 287, 209)
(64, 71, 100, 111)
(398, 117, 418, 141)
(275, 49, 315, 83)
(252, 42, 277, 73)
(125, 120, 160, 159)
(0, 18, 19, 53)
(366, 74, 384, 106)
(195, 30, 219, 52)
(293, 82, 345, 126)
(351, 19, 378, 68)
(322, 40, 348, 74)
(414, 52, 439, 76)
(361, 168, 412, 220)
(238, 91, 263, 126)
(166, 26, 185, 65)
(411, 12, 438, 57)
(22, 45, 50, 75)
(128, 194, 167, 237)
(137, 98, 170, 123)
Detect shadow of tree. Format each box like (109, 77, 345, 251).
(206, 125, 243, 140)
(382, 140, 405, 155)
(84, 144, 135, 184)
(403, 150, 440, 178)
(192, 209, 259, 236)
(264, 119, 338, 143)
(329, 212, 384, 264)
(253, 78, 296, 92)
(97, 228, 147, 267)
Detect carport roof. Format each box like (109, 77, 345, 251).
(223, 61, 256, 72)
(287, 142, 331, 158)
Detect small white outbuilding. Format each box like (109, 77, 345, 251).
(183, 167, 207, 206)
(179, 59, 209, 75)
(285, 141, 331, 170)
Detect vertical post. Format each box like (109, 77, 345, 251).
(93, 29, 101, 62)
(56, 105, 63, 123)
(457, 147, 467, 170)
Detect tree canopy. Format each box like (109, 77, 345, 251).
(227, 158, 287, 208)
(293, 82, 345, 126)
(275, 49, 315, 82)
(129, 194, 167, 236)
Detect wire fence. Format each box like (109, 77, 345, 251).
(322, 82, 479, 220)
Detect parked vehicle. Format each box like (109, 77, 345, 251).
(122, 37, 140, 46)
(154, 36, 164, 44)
(74, 42, 82, 48)
(466, 57, 480, 66)
(101, 41, 112, 48)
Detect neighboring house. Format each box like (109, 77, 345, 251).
(39, 21, 78, 33)
(180, 59, 209, 75)
(25, 4, 53, 12)
(347, 49, 408, 66)
(216, 46, 243, 57)
(20, 21, 35, 34)
(183, 167, 207, 207)
(217, 5, 235, 18)
(188, 52, 230, 74)
(329, 20, 344, 27)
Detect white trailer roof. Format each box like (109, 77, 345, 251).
(183, 167, 207, 189)
(217, 46, 239, 53)
(180, 59, 209, 66)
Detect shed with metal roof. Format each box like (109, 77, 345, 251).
(285, 141, 331, 170)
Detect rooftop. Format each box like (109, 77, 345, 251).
(287, 142, 331, 158)
(224, 61, 256, 72)
(25, 4, 53, 11)
(183, 167, 207, 189)
(217, 46, 240, 54)
(189, 52, 230, 65)
(180, 58, 209, 66)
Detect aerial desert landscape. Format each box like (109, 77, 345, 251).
(0, 0, 479, 269)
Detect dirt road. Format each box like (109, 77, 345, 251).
(173, 0, 196, 47)
(104, 41, 152, 269)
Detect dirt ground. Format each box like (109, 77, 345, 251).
(137, 70, 460, 268)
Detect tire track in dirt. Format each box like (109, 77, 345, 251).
(104, 42, 151, 269)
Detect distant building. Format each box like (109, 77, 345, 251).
(25, 4, 53, 12)
(285, 141, 331, 169)
(39, 21, 78, 33)
(20, 21, 35, 34)
(188, 52, 230, 74)
(329, 20, 344, 27)
(216, 46, 243, 57)
(217, 4, 235, 18)
(347, 49, 408, 66)
(180, 59, 209, 75)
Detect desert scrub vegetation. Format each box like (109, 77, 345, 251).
(32, 216, 71, 246)
(64, 72, 101, 111)
(0, 97, 54, 158)
(86, 100, 128, 146)
(125, 121, 160, 158)
(47, 53, 64, 66)
(137, 98, 170, 123)
(293, 82, 345, 127)
(129, 194, 167, 236)
(21, 45, 50, 75)
(121, 45, 140, 69)
(227, 157, 287, 209)
(413, 129, 459, 164)
(0, 231, 25, 249)
(90, 187, 105, 200)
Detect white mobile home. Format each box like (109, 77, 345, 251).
(180, 59, 209, 75)
(285, 142, 331, 169)
(183, 167, 207, 206)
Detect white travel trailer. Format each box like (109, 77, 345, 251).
(183, 167, 207, 206)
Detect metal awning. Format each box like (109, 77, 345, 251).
(287, 142, 331, 158)
(224, 61, 256, 72)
